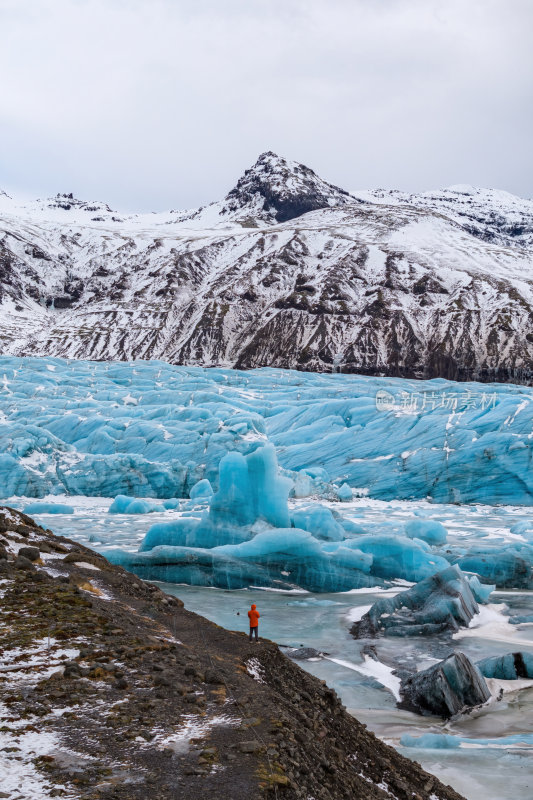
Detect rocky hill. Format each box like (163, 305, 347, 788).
(1, 153, 533, 381)
(0, 506, 466, 800)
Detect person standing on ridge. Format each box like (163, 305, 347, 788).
(248, 603, 260, 642)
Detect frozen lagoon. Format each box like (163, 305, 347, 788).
(8, 493, 533, 800)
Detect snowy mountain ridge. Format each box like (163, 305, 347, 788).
(1, 152, 533, 382)
(352, 183, 533, 250)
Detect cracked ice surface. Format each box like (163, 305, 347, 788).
(1, 356, 533, 504)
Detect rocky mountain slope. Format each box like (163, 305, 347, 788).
(0, 506, 466, 800)
(1, 153, 533, 381)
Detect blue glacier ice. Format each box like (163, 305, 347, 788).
(290, 505, 345, 541)
(453, 545, 533, 588)
(107, 443, 457, 591)
(345, 534, 449, 583)
(336, 483, 353, 502)
(1, 356, 533, 505)
(23, 501, 74, 514)
(108, 495, 166, 514)
(4, 356, 533, 595)
(477, 652, 533, 680)
(189, 479, 213, 501)
(466, 574, 495, 604)
(400, 732, 533, 749)
(404, 518, 448, 546)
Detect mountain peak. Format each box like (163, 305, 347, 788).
(221, 152, 356, 223)
(45, 193, 116, 215)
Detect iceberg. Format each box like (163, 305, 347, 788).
(108, 495, 166, 514)
(336, 483, 353, 502)
(109, 444, 383, 592)
(454, 545, 533, 588)
(290, 504, 345, 542)
(344, 534, 450, 583)
(404, 518, 448, 546)
(399, 652, 491, 717)
(189, 479, 214, 501)
(107, 442, 460, 592)
(23, 501, 74, 515)
(400, 732, 533, 749)
(351, 565, 492, 638)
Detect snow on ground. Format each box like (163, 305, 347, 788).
(0, 718, 73, 800)
(453, 604, 522, 645)
(148, 713, 240, 753)
(326, 656, 402, 701)
(246, 658, 265, 683)
(0, 639, 81, 687)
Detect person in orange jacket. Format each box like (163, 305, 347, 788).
(248, 603, 260, 642)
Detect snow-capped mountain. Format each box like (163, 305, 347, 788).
(352, 184, 533, 250)
(1, 152, 533, 382)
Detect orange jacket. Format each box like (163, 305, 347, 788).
(248, 604, 260, 627)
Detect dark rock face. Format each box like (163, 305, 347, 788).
(221, 151, 355, 223)
(351, 566, 482, 638)
(399, 652, 491, 717)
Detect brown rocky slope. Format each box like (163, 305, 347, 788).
(0, 506, 465, 800)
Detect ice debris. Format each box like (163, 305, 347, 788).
(336, 483, 353, 502)
(453, 545, 533, 588)
(404, 518, 447, 546)
(189, 479, 214, 501)
(108, 495, 166, 514)
(400, 732, 533, 749)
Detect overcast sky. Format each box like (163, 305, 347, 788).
(1, 0, 532, 211)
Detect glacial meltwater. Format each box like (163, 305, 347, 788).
(8, 493, 533, 800)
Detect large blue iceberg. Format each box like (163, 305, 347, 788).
(1, 356, 533, 505)
(107, 444, 452, 591)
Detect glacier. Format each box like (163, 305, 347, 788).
(1, 356, 533, 507)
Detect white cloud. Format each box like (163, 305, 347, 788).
(0, 0, 531, 210)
